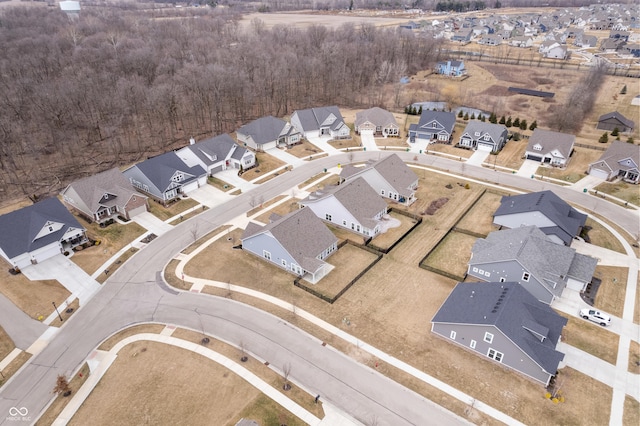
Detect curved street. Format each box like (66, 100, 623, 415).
(0, 151, 638, 425)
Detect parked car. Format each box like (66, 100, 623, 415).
(579, 308, 611, 326)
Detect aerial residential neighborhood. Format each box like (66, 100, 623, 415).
(0, 1, 638, 426)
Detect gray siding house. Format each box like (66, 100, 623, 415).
(432, 281, 567, 386)
(457, 121, 508, 153)
(339, 154, 419, 206)
(236, 116, 301, 151)
(408, 111, 456, 144)
(468, 226, 597, 303)
(241, 207, 338, 283)
(524, 129, 575, 167)
(354, 107, 400, 137)
(299, 177, 388, 238)
(123, 152, 207, 205)
(493, 190, 587, 246)
(290, 106, 350, 140)
(588, 140, 639, 184)
(176, 134, 255, 175)
(0, 198, 87, 269)
(596, 111, 635, 133)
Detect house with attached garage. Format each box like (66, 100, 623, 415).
(299, 177, 388, 239)
(457, 121, 508, 153)
(431, 281, 567, 386)
(0, 198, 88, 270)
(354, 107, 400, 137)
(596, 111, 635, 133)
(241, 207, 338, 283)
(524, 129, 575, 167)
(61, 167, 149, 223)
(123, 152, 207, 205)
(493, 190, 587, 246)
(408, 110, 456, 144)
(339, 153, 419, 206)
(434, 60, 466, 77)
(468, 226, 597, 303)
(236, 116, 301, 151)
(290, 106, 350, 140)
(588, 140, 640, 184)
(176, 134, 255, 176)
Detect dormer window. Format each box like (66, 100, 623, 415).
(49, 226, 54, 232)
(533, 144, 542, 151)
(475, 131, 481, 137)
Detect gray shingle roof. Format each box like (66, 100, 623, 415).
(300, 177, 388, 229)
(237, 116, 290, 146)
(241, 207, 337, 273)
(187, 134, 240, 166)
(494, 190, 587, 245)
(0, 198, 84, 259)
(432, 281, 567, 375)
(340, 154, 418, 199)
(416, 111, 456, 134)
(460, 121, 508, 145)
(589, 140, 640, 173)
(126, 152, 206, 192)
(354, 107, 398, 129)
(526, 129, 575, 159)
(293, 106, 345, 133)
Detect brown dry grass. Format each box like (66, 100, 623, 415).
(95, 248, 139, 284)
(69, 342, 263, 426)
(71, 218, 146, 276)
(624, 395, 640, 426)
(455, 190, 505, 236)
(537, 148, 603, 183)
(98, 324, 166, 351)
(629, 340, 640, 374)
(0, 326, 14, 360)
(35, 363, 90, 426)
(595, 180, 640, 206)
(0, 271, 69, 320)
(208, 176, 235, 192)
(428, 143, 473, 158)
(246, 195, 287, 217)
(182, 225, 233, 255)
(285, 140, 323, 158)
(0, 351, 30, 388)
(328, 138, 361, 149)
(493, 139, 528, 169)
(49, 298, 79, 327)
(253, 198, 300, 224)
(593, 266, 629, 318)
(584, 217, 626, 254)
(168, 205, 208, 225)
(423, 231, 476, 278)
(326, 223, 366, 244)
(561, 316, 619, 365)
(313, 243, 379, 296)
(297, 172, 329, 189)
(368, 211, 417, 251)
(241, 152, 286, 182)
(147, 197, 199, 221)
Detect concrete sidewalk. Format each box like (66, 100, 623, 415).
(132, 211, 174, 236)
(465, 149, 491, 166)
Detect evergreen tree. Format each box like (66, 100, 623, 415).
(470, 113, 476, 120)
(611, 127, 619, 137)
(418, 106, 423, 115)
(529, 120, 537, 131)
(458, 110, 464, 118)
(505, 116, 512, 127)
(598, 132, 609, 143)
(621, 85, 627, 95)
(519, 119, 527, 130)
(513, 117, 520, 127)
(480, 115, 486, 122)
(463, 112, 469, 120)
(489, 112, 497, 123)
(499, 116, 506, 125)
(411, 106, 417, 115)
(404, 105, 409, 114)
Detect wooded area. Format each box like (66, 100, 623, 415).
(0, 6, 443, 204)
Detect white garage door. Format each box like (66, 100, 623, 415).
(477, 143, 493, 152)
(33, 244, 62, 264)
(181, 180, 200, 194)
(128, 205, 147, 218)
(589, 168, 609, 180)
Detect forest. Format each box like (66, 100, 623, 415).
(0, 6, 443, 203)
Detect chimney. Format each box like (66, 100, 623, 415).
(189, 137, 196, 145)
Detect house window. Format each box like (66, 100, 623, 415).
(381, 189, 385, 196)
(484, 271, 490, 277)
(472, 267, 478, 273)
(342, 220, 347, 226)
(487, 348, 504, 363)
(450, 330, 456, 340)
(356, 225, 361, 232)
(522, 272, 530, 282)
(263, 251, 271, 260)
(325, 213, 332, 221)
(470, 340, 476, 349)
(281, 259, 287, 267)
(484, 332, 494, 343)
(351, 223, 355, 230)
(474, 132, 481, 137)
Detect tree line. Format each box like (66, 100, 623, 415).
(0, 6, 443, 203)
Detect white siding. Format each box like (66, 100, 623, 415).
(494, 211, 555, 230)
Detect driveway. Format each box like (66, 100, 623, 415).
(571, 174, 604, 191)
(132, 211, 173, 236)
(0, 293, 47, 350)
(266, 147, 305, 167)
(465, 149, 491, 166)
(359, 131, 379, 151)
(21, 255, 101, 305)
(216, 169, 258, 191)
(515, 159, 540, 178)
(306, 135, 340, 154)
(188, 185, 232, 208)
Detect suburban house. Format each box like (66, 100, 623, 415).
(299, 177, 388, 239)
(510, 36, 533, 48)
(241, 207, 338, 283)
(539, 40, 567, 59)
(61, 168, 149, 223)
(451, 28, 473, 42)
(457, 121, 508, 153)
(434, 60, 466, 77)
(290, 106, 350, 140)
(431, 281, 567, 386)
(588, 140, 640, 184)
(478, 34, 502, 45)
(596, 111, 635, 133)
(123, 152, 207, 204)
(176, 134, 255, 176)
(0, 198, 88, 270)
(339, 154, 419, 206)
(236, 116, 301, 151)
(468, 226, 597, 303)
(354, 107, 400, 137)
(493, 190, 587, 246)
(408, 110, 456, 144)
(524, 129, 575, 167)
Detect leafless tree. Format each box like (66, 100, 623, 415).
(190, 224, 199, 243)
(53, 374, 71, 396)
(282, 362, 292, 391)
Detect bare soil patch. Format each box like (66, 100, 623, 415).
(593, 266, 628, 318)
(423, 231, 476, 279)
(561, 316, 619, 365)
(424, 197, 449, 215)
(583, 218, 626, 254)
(595, 180, 640, 206)
(0, 271, 69, 320)
(455, 190, 505, 236)
(242, 152, 286, 182)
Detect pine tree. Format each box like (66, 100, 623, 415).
(529, 120, 537, 131)
(598, 132, 609, 143)
(418, 106, 423, 115)
(513, 117, 520, 127)
(611, 127, 619, 137)
(519, 119, 527, 130)
(470, 113, 476, 120)
(404, 105, 409, 114)
(458, 110, 464, 118)
(505, 116, 512, 127)
(463, 112, 469, 120)
(499, 116, 506, 124)
(411, 106, 417, 115)
(489, 112, 497, 124)
(621, 85, 627, 95)
(480, 115, 486, 122)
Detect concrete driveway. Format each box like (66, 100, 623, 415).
(0, 293, 47, 350)
(515, 159, 540, 178)
(306, 135, 340, 154)
(132, 211, 173, 236)
(216, 169, 258, 191)
(21, 255, 101, 305)
(266, 147, 305, 167)
(359, 131, 378, 151)
(571, 174, 604, 191)
(466, 149, 491, 166)
(188, 185, 232, 208)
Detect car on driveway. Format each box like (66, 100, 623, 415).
(579, 308, 611, 326)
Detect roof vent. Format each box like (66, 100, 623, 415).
(491, 310, 497, 313)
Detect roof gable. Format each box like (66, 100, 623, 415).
(526, 129, 575, 158)
(237, 116, 290, 145)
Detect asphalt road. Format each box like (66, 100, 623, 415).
(0, 152, 637, 425)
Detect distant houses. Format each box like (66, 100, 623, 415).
(588, 140, 639, 184)
(435, 60, 466, 77)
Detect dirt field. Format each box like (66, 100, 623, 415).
(0, 271, 69, 320)
(593, 266, 629, 318)
(561, 316, 619, 365)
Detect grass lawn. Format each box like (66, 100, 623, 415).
(328, 138, 361, 149)
(428, 143, 473, 159)
(375, 137, 407, 148)
(208, 176, 235, 192)
(313, 243, 379, 297)
(583, 217, 626, 254)
(455, 190, 505, 236)
(147, 197, 199, 221)
(241, 152, 286, 182)
(629, 340, 640, 374)
(168, 205, 208, 225)
(595, 180, 640, 206)
(0, 271, 69, 320)
(368, 211, 418, 251)
(536, 148, 602, 183)
(561, 316, 619, 365)
(593, 266, 628, 318)
(0, 326, 14, 360)
(248, 195, 290, 220)
(297, 172, 329, 189)
(36, 363, 90, 426)
(285, 140, 323, 158)
(624, 396, 640, 426)
(71, 219, 146, 276)
(493, 139, 527, 169)
(423, 231, 476, 279)
(98, 324, 166, 351)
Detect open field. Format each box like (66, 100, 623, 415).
(0, 271, 69, 320)
(593, 266, 629, 318)
(241, 11, 413, 30)
(71, 219, 146, 276)
(537, 148, 603, 183)
(595, 180, 640, 206)
(561, 316, 619, 365)
(423, 231, 476, 279)
(455, 190, 505, 236)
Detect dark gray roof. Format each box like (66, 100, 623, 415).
(300, 177, 388, 229)
(432, 281, 567, 375)
(355, 107, 398, 129)
(187, 134, 239, 166)
(494, 190, 587, 244)
(589, 140, 640, 173)
(126, 152, 206, 192)
(340, 154, 418, 198)
(526, 129, 575, 159)
(237, 116, 292, 146)
(416, 110, 456, 134)
(0, 198, 84, 259)
(293, 106, 345, 132)
(460, 121, 508, 144)
(241, 207, 337, 273)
